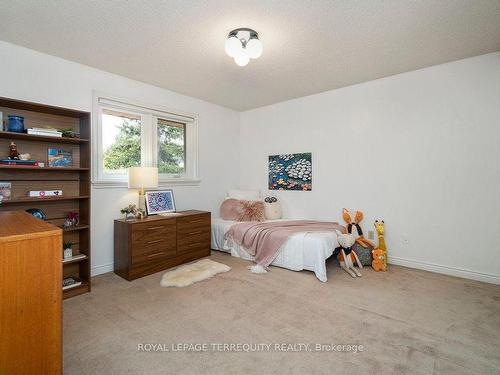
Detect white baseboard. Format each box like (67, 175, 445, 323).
(90, 258, 499, 285)
(91, 262, 114, 277)
(388, 256, 500, 285)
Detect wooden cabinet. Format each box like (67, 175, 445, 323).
(0, 211, 62, 374)
(114, 210, 211, 281)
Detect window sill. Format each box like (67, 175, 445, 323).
(92, 178, 201, 189)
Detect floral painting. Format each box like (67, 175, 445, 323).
(268, 153, 312, 191)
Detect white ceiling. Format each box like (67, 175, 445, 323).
(1, 0, 499, 111)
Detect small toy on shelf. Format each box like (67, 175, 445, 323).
(374, 220, 388, 267)
(372, 248, 387, 272)
(333, 231, 363, 278)
(342, 208, 375, 248)
(8, 141, 20, 160)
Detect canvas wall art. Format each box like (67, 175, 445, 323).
(268, 153, 312, 191)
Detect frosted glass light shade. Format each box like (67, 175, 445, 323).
(128, 167, 158, 189)
(234, 51, 250, 66)
(246, 38, 263, 59)
(225, 36, 242, 58)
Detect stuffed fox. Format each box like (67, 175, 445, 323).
(342, 208, 375, 248)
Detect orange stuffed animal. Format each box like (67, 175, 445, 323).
(372, 248, 387, 272)
(342, 208, 375, 248)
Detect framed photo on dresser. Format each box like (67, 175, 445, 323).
(145, 189, 176, 215)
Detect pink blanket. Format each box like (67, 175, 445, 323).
(224, 221, 346, 267)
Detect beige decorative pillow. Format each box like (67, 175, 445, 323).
(220, 199, 265, 222)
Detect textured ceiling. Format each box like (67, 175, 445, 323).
(1, 0, 500, 110)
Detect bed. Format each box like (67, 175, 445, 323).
(211, 218, 339, 282)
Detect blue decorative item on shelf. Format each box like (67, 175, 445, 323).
(8, 115, 24, 133)
(26, 208, 47, 220)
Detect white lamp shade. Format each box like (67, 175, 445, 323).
(225, 36, 242, 58)
(234, 50, 250, 66)
(246, 38, 263, 59)
(128, 167, 158, 189)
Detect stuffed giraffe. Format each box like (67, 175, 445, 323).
(374, 220, 387, 267)
(342, 208, 375, 248)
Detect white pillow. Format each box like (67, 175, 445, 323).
(226, 189, 261, 201)
(264, 202, 282, 220)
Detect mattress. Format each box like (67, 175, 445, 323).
(211, 218, 339, 282)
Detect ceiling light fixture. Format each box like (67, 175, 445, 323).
(225, 28, 263, 67)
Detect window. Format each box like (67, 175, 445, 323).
(93, 94, 199, 186)
(157, 119, 185, 174)
(102, 109, 141, 174)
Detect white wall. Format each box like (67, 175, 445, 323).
(0, 41, 240, 275)
(1, 40, 499, 284)
(240, 52, 500, 284)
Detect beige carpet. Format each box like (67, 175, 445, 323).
(63, 252, 500, 375)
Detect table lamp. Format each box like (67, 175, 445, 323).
(128, 167, 158, 212)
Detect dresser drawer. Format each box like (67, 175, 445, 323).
(177, 239, 210, 255)
(177, 213, 210, 231)
(131, 238, 177, 265)
(131, 219, 176, 244)
(178, 231, 210, 247)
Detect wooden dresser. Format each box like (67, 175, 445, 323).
(114, 210, 211, 281)
(0, 211, 62, 375)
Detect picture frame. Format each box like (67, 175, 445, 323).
(0, 181, 12, 201)
(145, 189, 176, 215)
(48, 148, 73, 167)
(268, 152, 312, 191)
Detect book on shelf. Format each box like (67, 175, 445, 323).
(62, 276, 82, 290)
(63, 254, 87, 264)
(0, 159, 41, 166)
(27, 127, 63, 137)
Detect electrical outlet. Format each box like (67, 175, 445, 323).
(402, 234, 409, 246)
(368, 230, 374, 240)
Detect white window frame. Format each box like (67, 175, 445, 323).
(92, 92, 200, 188)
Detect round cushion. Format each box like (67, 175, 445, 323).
(264, 202, 282, 220)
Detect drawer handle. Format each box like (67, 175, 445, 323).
(187, 230, 203, 236)
(147, 226, 165, 231)
(188, 219, 206, 224)
(147, 239, 163, 244)
(188, 242, 203, 247)
(147, 252, 165, 258)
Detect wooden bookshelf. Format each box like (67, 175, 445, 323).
(0, 97, 91, 299)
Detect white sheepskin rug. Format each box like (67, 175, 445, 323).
(160, 259, 231, 288)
